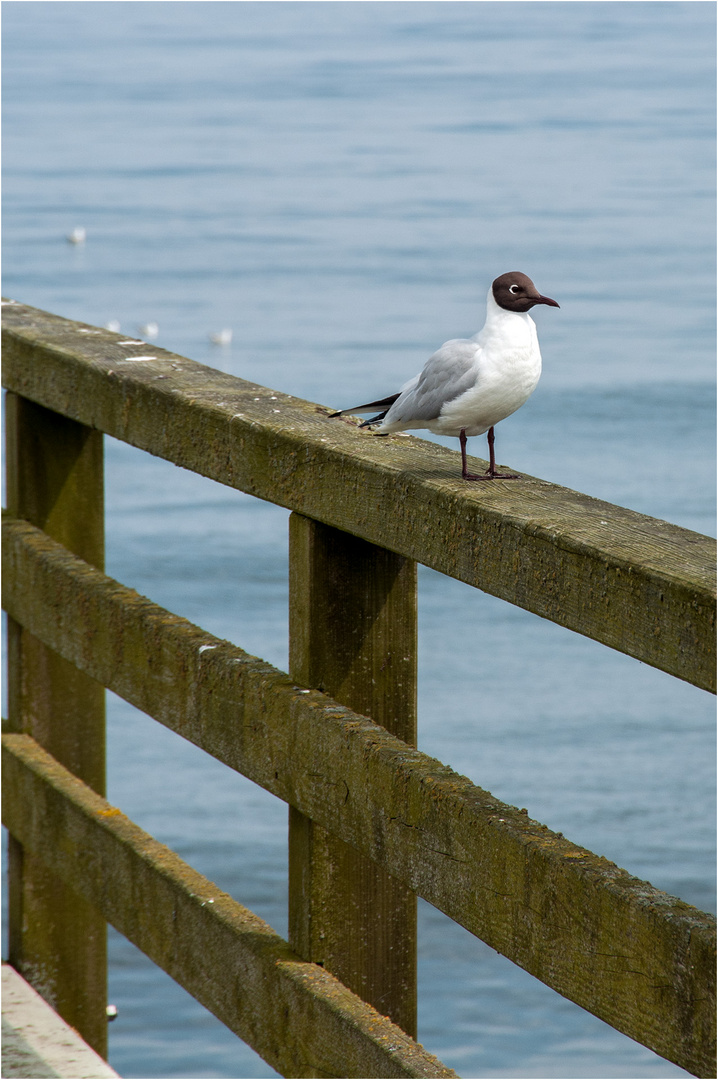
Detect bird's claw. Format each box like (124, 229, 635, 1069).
(462, 470, 521, 481)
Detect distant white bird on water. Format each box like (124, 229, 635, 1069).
(330, 271, 559, 480)
(66, 226, 86, 245)
(209, 328, 233, 346)
(138, 321, 159, 339)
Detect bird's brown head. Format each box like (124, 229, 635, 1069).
(492, 271, 560, 313)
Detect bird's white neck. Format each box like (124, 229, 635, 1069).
(474, 287, 536, 350)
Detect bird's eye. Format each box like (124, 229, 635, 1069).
(509, 284, 520, 294)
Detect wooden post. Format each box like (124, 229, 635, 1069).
(288, 513, 418, 1038)
(5, 393, 107, 1055)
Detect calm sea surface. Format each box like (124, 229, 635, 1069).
(3, 3, 715, 1078)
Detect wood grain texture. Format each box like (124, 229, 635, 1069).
(4, 392, 108, 1056)
(2, 734, 456, 1080)
(4, 513, 714, 1077)
(2, 300, 714, 691)
(288, 514, 418, 1036)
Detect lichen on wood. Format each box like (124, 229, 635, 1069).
(2, 733, 456, 1080)
(3, 512, 715, 1077)
(2, 300, 715, 691)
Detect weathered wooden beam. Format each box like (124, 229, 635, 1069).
(2, 733, 456, 1080)
(2, 300, 714, 692)
(4, 392, 108, 1055)
(288, 513, 418, 1036)
(4, 513, 714, 1077)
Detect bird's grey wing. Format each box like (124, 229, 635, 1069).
(387, 340, 478, 424)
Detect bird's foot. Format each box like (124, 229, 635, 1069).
(462, 469, 521, 481)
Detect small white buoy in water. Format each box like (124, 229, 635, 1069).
(67, 226, 86, 245)
(105, 319, 121, 333)
(209, 328, 233, 345)
(138, 321, 159, 339)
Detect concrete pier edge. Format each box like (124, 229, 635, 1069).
(2, 964, 120, 1079)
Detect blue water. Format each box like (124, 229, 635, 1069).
(2, 3, 715, 1078)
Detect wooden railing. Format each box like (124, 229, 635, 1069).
(2, 298, 715, 1079)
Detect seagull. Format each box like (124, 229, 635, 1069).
(209, 328, 233, 345)
(330, 271, 559, 480)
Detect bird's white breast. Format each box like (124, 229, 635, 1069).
(431, 299, 542, 438)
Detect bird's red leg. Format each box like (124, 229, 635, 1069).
(460, 430, 476, 479)
(460, 429, 488, 480)
(459, 427, 521, 481)
(487, 426, 497, 474)
(485, 426, 520, 480)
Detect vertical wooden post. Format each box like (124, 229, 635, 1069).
(288, 513, 418, 1038)
(5, 393, 108, 1055)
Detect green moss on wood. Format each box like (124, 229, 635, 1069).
(2, 733, 456, 1080)
(2, 300, 715, 691)
(4, 394, 107, 1056)
(3, 513, 715, 1077)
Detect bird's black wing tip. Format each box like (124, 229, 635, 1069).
(359, 412, 387, 428)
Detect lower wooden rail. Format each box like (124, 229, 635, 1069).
(3, 511, 715, 1078)
(2, 733, 455, 1080)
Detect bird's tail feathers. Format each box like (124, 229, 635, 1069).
(328, 392, 401, 420)
(359, 411, 388, 427)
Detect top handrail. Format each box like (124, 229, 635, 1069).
(2, 298, 715, 692)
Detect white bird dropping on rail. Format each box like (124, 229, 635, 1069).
(330, 271, 559, 481)
(66, 226, 86, 244)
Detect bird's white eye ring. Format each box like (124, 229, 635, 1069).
(509, 284, 520, 294)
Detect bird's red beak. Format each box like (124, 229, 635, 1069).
(536, 295, 560, 308)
